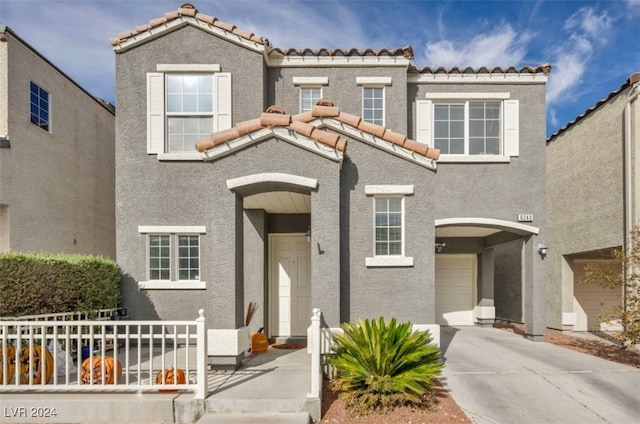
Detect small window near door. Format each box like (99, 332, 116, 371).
(365, 185, 414, 267)
(138, 226, 206, 289)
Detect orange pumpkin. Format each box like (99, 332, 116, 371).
(0, 344, 16, 384)
(155, 366, 186, 391)
(80, 356, 122, 385)
(19, 345, 53, 385)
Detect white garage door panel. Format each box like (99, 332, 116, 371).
(573, 262, 622, 332)
(435, 255, 475, 325)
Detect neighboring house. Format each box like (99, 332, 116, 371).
(111, 3, 550, 366)
(0, 25, 116, 258)
(547, 73, 640, 332)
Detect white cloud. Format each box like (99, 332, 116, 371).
(546, 7, 615, 106)
(422, 23, 528, 68)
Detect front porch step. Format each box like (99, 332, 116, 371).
(195, 412, 311, 424)
(205, 397, 312, 414)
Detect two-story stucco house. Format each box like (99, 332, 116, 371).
(112, 3, 550, 366)
(547, 73, 640, 333)
(0, 25, 116, 258)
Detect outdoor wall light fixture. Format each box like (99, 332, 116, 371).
(435, 242, 446, 253)
(537, 242, 548, 258)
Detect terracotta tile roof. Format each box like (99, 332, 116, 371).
(195, 99, 439, 161)
(547, 72, 640, 142)
(110, 3, 271, 47)
(409, 63, 552, 76)
(270, 46, 414, 60)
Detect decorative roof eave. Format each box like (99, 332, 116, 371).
(407, 72, 548, 84)
(314, 118, 437, 172)
(112, 16, 268, 54)
(267, 54, 412, 68)
(200, 127, 344, 163)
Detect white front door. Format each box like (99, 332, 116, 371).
(435, 254, 476, 325)
(270, 234, 311, 337)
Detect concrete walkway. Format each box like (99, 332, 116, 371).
(440, 326, 640, 424)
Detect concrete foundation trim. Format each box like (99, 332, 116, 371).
(412, 324, 441, 347)
(207, 327, 250, 356)
(562, 312, 577, 326)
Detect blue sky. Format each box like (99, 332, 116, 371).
(0, 0, 638, 137)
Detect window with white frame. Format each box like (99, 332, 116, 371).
(416, 93, 519, 162)
(365, 185, 414, 267)
(30, 82, 50, 132)
(138, 226, 206, 289)
(300, 87, 322, 113)
(293, 77, 329, 113)
(362, 87, 384, 126)
(147, 65, 231, 158)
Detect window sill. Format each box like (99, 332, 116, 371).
(366, 256, 414, 267)
(437, 155, 510, 163)
(156, 152, 203, 161)
(138, 281, 206, 290)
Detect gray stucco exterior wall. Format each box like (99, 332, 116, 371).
(546, 87, 627, 329)
(0, 30, 115, 258)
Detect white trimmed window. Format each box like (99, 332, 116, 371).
(416, 93, 519, 162)
(362, 87, 384, 126)
(138, 226, 206, 289)
(300, 87, 322, 113)
(293, 77, 328, 113)
(147, 65, 231, 159)
(365, 185, 414, 267)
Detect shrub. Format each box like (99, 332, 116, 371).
(0, 252, 121, 317)
(328, 317, 444, 415)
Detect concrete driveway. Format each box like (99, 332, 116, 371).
(440, 326, 640, 424)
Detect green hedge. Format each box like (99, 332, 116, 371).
(0, 252, 121, 317)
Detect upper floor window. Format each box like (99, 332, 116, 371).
(365, 185, 414, 268)
(362, 87, 384, 126)
(30, 82, 50, 132)
(434, 101, 501, 155)
(293, 77, 329, 113)
(147, 65, 231, 159)
(416, 93, 519, 163)
(138, 226, 206, 289)
(166, 74, 216, 152)
(300, 87, 322, 113)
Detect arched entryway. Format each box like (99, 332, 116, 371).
(227, 173, 316, 340)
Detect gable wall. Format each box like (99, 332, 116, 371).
(0, 31, 115, 257)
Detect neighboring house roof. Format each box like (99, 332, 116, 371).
(0, 24, 115, 115)
(195, 99, 440, 171)
(547, 72, 640, 142)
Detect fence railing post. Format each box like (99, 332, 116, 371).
(307, 308, 322, 399)
(195, 309, 208, 399)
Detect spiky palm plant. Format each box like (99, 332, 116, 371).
(328, 317, 443, 414)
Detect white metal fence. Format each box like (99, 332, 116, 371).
(0, 310, 207, 398)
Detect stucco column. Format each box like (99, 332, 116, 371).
(476, 248, 496, 326)
(560, 256, 576, 331)
(524, 237, 547, 340)
(311, 182, 340, 328)
(243, 209, 267, 333)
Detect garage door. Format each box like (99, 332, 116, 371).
(573, 262, 622, 332)
(435, 255, 475, 325)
